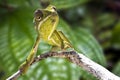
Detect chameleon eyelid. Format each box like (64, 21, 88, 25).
(34, 10, 43, 18)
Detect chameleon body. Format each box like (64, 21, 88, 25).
(19, 5, 72, 74)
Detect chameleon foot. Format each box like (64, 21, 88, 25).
(19, 60, 30, 74)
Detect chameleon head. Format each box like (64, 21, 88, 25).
(44, 5, 57, 12)
(33, 5, 57, 31)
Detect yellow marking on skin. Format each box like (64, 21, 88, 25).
(38, 15, 51, 30)
(51, 39, 59, 46)
(48, 15, 58, 40)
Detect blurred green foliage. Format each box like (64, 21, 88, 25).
(0, 0, 120, 80)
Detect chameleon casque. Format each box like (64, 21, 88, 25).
(19, 5, 72, 74)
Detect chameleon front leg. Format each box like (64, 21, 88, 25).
(19, 35, 40, 74)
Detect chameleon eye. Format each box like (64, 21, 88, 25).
(52, 6, 57, 11)
(34, 10, 43, 21)
(36, 16, 41, 21)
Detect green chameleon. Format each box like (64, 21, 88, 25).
(19, 5, 72, 74)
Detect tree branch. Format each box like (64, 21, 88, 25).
(6, 51, 120, 80)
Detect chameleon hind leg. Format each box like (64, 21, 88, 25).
(50, 30, 72, 52)
(57, 31, 74, 62)
(49, 31, 63, 52)
(19, 36, 40, 74)
(57, 31, 72, 49)
(50, 30, 64, 51)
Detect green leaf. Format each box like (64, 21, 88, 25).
(112, 61, 120, 77)
(111, 20, 120, 49)
(51, 0, 89, 9)
(97, 13, 116, 28)
(74, 27, 106, 66)
(0, 10, 34, 79)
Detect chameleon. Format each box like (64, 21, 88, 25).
(19, 5, 72, 74)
